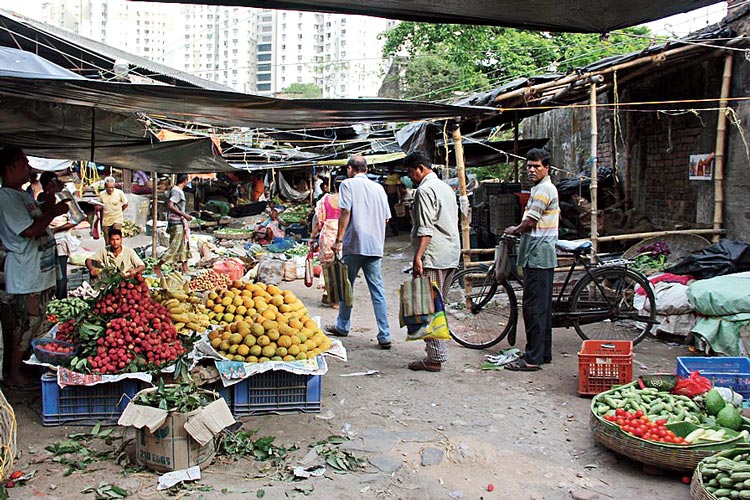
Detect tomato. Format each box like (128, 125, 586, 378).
(616, 419, 624, 426)
(634, 410, 644, 418)
(615, 408, 625, 417)
(681, 476, 691, 484)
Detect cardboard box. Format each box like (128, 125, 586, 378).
(118, 389, 235, 473)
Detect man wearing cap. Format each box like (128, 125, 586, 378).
(98, 176, 128, 242)
(0, 147, 69, 389)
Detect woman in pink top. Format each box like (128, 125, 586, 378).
(310, 187, 340, 305)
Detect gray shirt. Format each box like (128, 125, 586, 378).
(167, 186, 186, 224)
(339, 173, 391, 257)
(410, 172, 461, 269)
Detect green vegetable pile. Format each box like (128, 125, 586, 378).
(47, 297, 89, 323)
(285, 244, 310, 257)
(134, 381, 211, 412)
(595, 385, 703, 424)
(279, 205, 309, 224)
(143, 257, 172, 275)
(631, 241, 671, 275)
(698, 450, 750, 499)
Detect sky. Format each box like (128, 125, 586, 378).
(0, 0, 728, 37)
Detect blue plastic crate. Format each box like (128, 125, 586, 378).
(41, 373, 138, 426)
(231, 370, 322, 416)
(202, 382, 234, 409)
(676, 357, 750, 397)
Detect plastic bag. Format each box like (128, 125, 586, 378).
(213, 258, 245, 281)
(494, 238, 512, 282)
(256, 256, 284, 285)
(304, 250, 314, 288)
(672, 371, 712, 397)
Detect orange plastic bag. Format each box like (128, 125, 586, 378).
(213, 258, 245, 281)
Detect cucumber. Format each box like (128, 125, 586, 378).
(719, 462, 739, 472)
(731, 472, 750, 482)
(721, 478, 737, 488)
(740, 491, 750, 499)
(734, 465, 750, 473)
(714, 489, 733, 497)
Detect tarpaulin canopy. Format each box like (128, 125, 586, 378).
(134, 0, 720, 33)
(0, 76, 496, 129)
(0, 47, 233, 173)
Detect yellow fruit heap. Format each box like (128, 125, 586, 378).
(207, 281, 332, 363)
(152, 289, 212, 335)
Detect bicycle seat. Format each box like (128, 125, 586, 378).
(556, 239, 593, 254)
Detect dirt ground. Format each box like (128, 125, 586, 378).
(7, 234, 695, 499)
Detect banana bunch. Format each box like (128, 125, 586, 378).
(47, 297, 90, 323)
(152, 289, 211, 335)
(159, 271, 190, 293)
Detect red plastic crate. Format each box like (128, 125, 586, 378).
(578, 340, 633, 396)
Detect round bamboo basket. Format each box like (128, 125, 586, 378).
(622, 233, 711, 265)
(212, 230, 254, 240)
(689, 447, 750, 500)
(590, 383, 743, 472)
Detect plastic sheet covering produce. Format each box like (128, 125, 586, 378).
(687, 271, 750, 356)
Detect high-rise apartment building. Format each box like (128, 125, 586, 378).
(37, 0, 391, 97)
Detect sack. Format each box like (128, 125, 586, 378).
(304, 250, 314, 288)
(404, 283, 451, 341)
(322, 255, 353, 307)
(673, 371, 712, 397)
(256, 256, 284, 285)
(399, 277, 435, 318)
(282, 260, 297, 281)
(494, 239, 512, 282)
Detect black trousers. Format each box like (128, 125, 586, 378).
(522, 267, 554, 365)
(386, 193, 399, 236)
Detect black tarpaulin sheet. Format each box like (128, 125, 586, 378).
(0, 76, 497, 130)
(134, 0, 719, 33)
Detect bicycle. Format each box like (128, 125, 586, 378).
(444, 235, 657, 349)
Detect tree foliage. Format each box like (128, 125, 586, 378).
(380, 24, 652, 99)
(281, 82, 323, 98)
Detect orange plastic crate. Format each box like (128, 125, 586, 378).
(578, 340, 633, 396)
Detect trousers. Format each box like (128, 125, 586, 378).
(336, 254, 391, 344)
(522, 267, 554, 366)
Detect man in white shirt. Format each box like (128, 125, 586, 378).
(326, 155, 392, 349)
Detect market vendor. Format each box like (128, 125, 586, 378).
(98, 176, 128, 241)
(86, 228, 145, 279)
(0, 146, 70, 389)
(154, 174, 192, 275)
(253, 209, 286, 244)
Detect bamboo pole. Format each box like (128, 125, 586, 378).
(494, 44, 699, 105)
(713, 54, 733, 242)
(151, 172, 158, 259)
(453, 123, 471, 268)
(513, 114, 519, 182)
(624, 107, 632, 210)
(594, 228, 724, 243)
(589, 83, 599, 253)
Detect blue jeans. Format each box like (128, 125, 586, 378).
(336, 254, 391, 344)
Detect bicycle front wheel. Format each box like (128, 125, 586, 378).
(568, 266, 656, 345)
(444, 267, 518, 349)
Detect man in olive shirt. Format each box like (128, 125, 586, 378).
(505, 148, 559, 371)
(404, 151, 460, 372)
(98, 176, 128, 242)
(86, 228, 145, 278)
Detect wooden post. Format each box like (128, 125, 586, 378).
(151, 172, 158, 259)
(713, 54, 733, 242)
(589, 83, 599, 252)
(453, 123, 471, 267)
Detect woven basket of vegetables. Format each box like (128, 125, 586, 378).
(591, 382, 748, 472)
(690, 446, 750, 500)
(213, 228, 255, 240)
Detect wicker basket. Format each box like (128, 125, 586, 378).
(590, 383, 742, 472)
(212, 230, 254, 240)
(622, 233, 711, 265)
(690, 446, 750, 500)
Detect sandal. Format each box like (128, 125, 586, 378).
(505, 359, 541, 372)
(324, 324, 348, 337)
(408, 359, 441, 372)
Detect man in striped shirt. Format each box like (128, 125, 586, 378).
(504, 148, 559, 371)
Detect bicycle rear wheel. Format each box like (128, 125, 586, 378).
(568, 266, 656, 345)
(444, 267, 518, 349)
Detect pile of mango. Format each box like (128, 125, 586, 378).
(207, 281, 331, 363)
